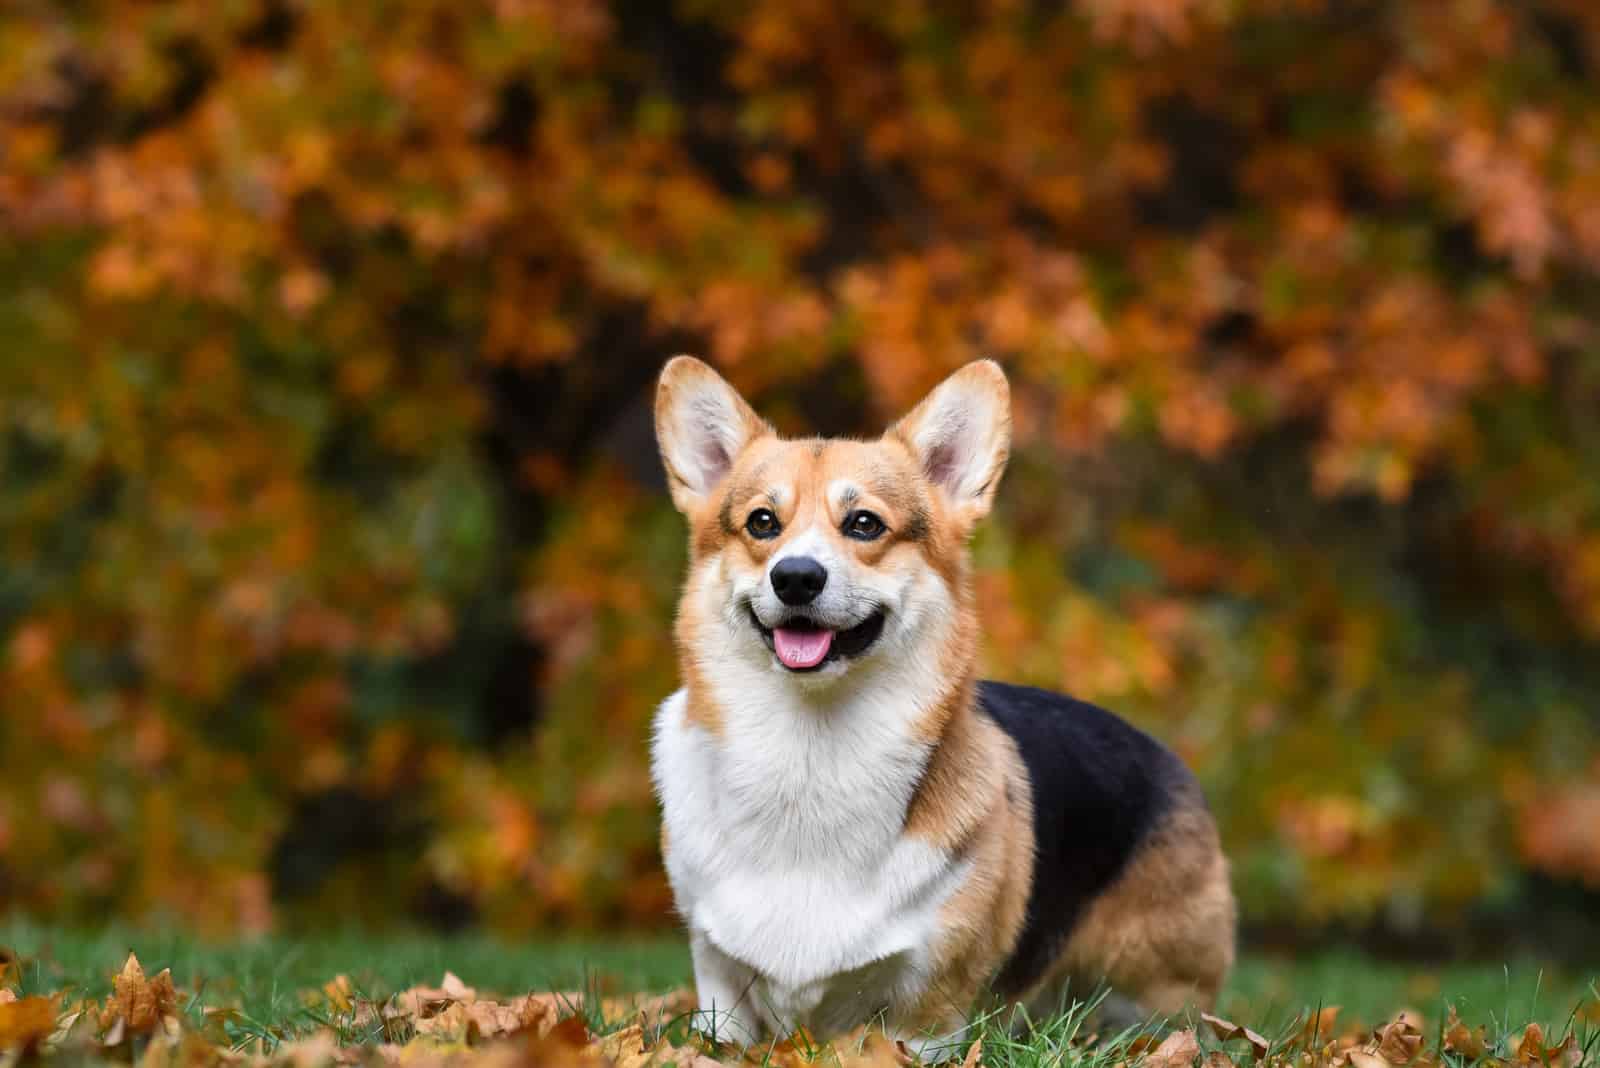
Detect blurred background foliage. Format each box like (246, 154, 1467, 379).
(1, 0, 1599, 952)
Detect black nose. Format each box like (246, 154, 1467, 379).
(771, 556, 828, 606)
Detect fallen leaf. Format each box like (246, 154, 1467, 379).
(323, 975, 355, 1013)
(1513, 1022, 1581, 1068)
(0, 994, 57, 1052)
(1297, 1006, 1342, 1049)
(1544, 1034, 1582, 1068)
(1147, 1029, 1201, 1068)
(1442, 1006, 1486, 1059)
(277, 1030, 349, 1068)
(1373, 1014, 1423, 1064)
(440, 973, 477, 1002)
(1346, 1050, 1395, 1068)
(960, 1037, 984, 1068)
(548, 1013, 590, 1048)
(1202, 1013, 1270, 1060)
(413, 1001, 470, 1040)
(105, 953, 179, 1036)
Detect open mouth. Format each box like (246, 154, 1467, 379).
(748, 606, 887, 672)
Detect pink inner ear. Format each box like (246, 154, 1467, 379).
(925, 441, 958, 490)
(921, 409, 971, 493)
(697, 438, 730, 485)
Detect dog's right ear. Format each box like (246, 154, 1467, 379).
(655, 355, 773, 513)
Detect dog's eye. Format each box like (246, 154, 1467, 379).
(745, 508, 782, 539)
(843, 510, 886, 541)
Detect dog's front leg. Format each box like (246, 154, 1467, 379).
(688, 929, 763, 1046)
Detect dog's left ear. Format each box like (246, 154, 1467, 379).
(655, 355, 773, 513)
(889, 360, 1011, 522)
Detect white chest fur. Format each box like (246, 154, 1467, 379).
(651, 674, 969, 1040)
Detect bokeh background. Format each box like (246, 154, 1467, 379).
(2, 0, 1599, 957)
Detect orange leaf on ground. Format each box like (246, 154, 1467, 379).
(1372, 1014, 1424, 1064)
(104, 953, 179, 1037)
(1294, 1005, 1342, 1051)
(1514, 1022, 1583, 1068)
(1146, 1029, 1201, 1068)
(1442, 1007, 1486, 1059)
(1344, 1050, 1395, 1068)
(0, 994, 56, 1051)
(547, 1013, 590, 1048)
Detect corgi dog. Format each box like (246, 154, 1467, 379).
(651, 356, 1235, 1057)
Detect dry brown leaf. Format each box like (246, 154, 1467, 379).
(275, 1030, 354, 1068)
(1514, 1022, 1549, 1066)
(599, 1022, 646, 1055)
(1345, 1050, 1396, 1068)
(1542, 1035, 1582, 1068)
(1513, 1022, 1581, 1068)
(675, 1054, 724, 1068)
(1297, 1006, 1342, 1049)
(412, 1002, 471, 1040)
(834, 1030, 917, 1068)
(605, 1023, 706, 1068)
(1442, 1006, 1486, 1059)
(1202, 1050, 1236, 1068)
(960, 1037, 984, 1068)
(323, 975, 355, 1013)
(392, 985, 455, 1022)
(1373, 1015, 1424, 1064)
(519, 1019, 614, 1068)
(505, 993, 565, 1038)
(1146, 1029, 1201, 1068)
(548, 1013, 590, 1048)
(625, 988, 698, 1025)
(105, 953, 180, 1037)
(0, 994, 56, 1052)
(440, 973, 477, 1003)
(1202, 1013, 1271, 1060)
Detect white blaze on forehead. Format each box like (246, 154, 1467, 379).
(772, 525, 837, 569)
(826, 479, 860, 509)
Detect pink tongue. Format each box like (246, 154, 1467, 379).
(773, 627, 834, 669)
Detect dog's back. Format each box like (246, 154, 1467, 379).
(977, 682, 1234, 1011)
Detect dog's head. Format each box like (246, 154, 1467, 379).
(655, 356, 1010, 691)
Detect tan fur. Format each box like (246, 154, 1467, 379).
(1026, 796, 1237, 1016)
(901, 717, 1036, 1037)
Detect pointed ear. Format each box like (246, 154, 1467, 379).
(888, 360, 1011, 521)
(655, 355, 773, 512)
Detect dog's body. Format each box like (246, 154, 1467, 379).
(651, 357, 1235, 1055)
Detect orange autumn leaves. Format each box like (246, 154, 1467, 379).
(0, 954, 177, 1054)
(1, 0, 1600, 935)
(4, 956, 1598, 1068)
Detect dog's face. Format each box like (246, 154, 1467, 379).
(655, 357, 1010, 691)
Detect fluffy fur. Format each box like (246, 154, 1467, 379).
(651, 356, 1235, 1057)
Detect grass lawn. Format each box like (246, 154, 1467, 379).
(2, 919, 1597, 1064)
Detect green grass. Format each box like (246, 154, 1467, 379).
(1, 919, 688, 1026)
(3, 919, 1596, 1054)
(1221, 952, 1598, 1035)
